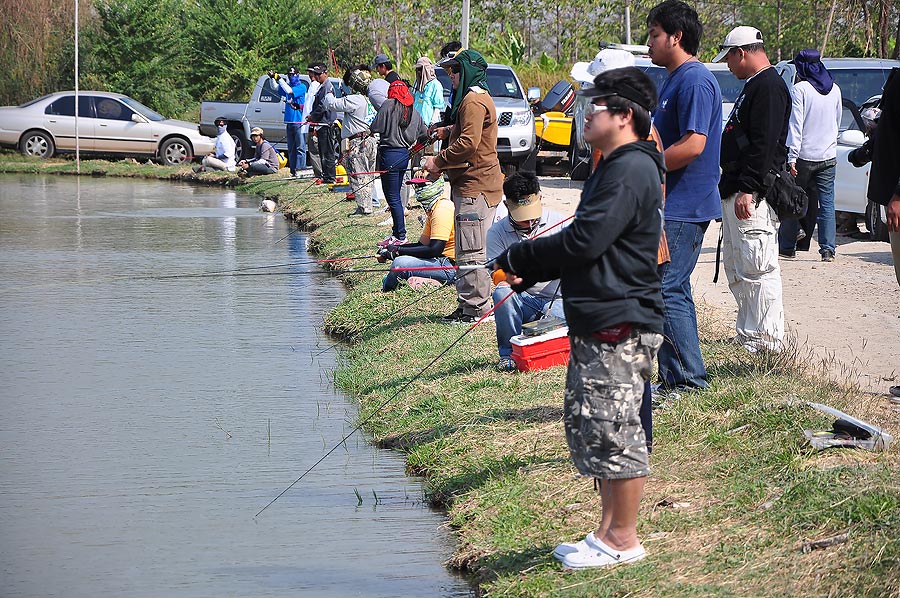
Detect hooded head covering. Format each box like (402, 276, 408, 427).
(388, 80, 414, 107)
(792, 49, 834, 95)
(413, 57, 437, 92)
(443, 49, 489, 123)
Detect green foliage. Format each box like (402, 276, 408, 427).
(185, 0, 336, 102)
(85, 0, 193, 116)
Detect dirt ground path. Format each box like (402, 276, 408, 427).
(536, 176, 899, 393)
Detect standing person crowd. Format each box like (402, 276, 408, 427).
(257, 24, 899, 571)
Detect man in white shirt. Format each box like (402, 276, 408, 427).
(199, 116, 236, 172)
(778, 49, 842, 261)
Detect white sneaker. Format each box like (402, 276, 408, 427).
(560, 536, 646, 570)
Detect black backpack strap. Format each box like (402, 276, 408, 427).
(713, 222, 724, 284)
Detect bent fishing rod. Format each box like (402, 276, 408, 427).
(255, 286, 516, 518)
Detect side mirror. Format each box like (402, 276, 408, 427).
(838, 129, 866, 146)
(131, 113, 145, 123)
(527, 87, 541, 102)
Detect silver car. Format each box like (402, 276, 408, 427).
(0, 91, 215, 165)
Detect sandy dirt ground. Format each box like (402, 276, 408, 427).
(536, 176, 899, 394)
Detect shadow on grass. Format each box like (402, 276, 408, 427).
(468, 545, 555, 579)
(381, 405, 564, 450)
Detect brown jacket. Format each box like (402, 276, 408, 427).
(433, 88, 503, 206)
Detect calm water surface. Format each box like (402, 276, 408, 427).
(0, 175, 473, 597)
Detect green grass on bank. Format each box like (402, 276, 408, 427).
(276, 186, 899, 597)
(0, 150, 239, 186)
(5, 155, 897, 596)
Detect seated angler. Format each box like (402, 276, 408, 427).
(378, 173, 456, 291)
(237, 128, 280, 177)
(488, 172, 568, 372)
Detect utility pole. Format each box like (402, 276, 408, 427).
(461, 0, 470, 48)
(625, 0, 632, 45)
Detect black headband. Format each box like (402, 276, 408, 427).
(576, 80, 652, 112)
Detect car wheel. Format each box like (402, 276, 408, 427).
(865, 200, 890, 242)
(159, 137, 191, 165)
(229, 128, 250, 160)
(19, 130, 55, 159)
(569, 128, 591, 181)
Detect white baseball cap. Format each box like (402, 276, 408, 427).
(570, 49, 636, 87)
(713, 26, 764, 62)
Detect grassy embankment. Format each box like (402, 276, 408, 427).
(4, 153, 898, 596)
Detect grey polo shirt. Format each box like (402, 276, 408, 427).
(487, 207, 568, 299)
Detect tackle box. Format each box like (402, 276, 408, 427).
(510, 326, 570, 372)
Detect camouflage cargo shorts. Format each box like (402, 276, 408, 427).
(564, 329, 663, 480)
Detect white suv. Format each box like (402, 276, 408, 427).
(435, 64, 535, 172)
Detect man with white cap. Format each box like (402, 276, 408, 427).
(487, 172, 568, 372)
(570, 48, 636, 89)
(646, 0, 721, 392)
(715, 25, 790, 353)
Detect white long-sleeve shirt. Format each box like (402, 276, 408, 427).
(786, 80, 842, 163)
(214, 130, 236, 170)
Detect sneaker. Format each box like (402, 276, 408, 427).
(778, 250, 796, 259)
(889, 385, 900, 398)
(313, 178, 324, 185)
(377, 216, 393, 226)
(345, 193, 356, 201)
(376, 235, 407, 248)
(348, 207, 372, 217)
(560, 537, 646, 570)
(796, 229, 807, 242)
(821, 250, 835, 262)
(192, 165, 206, 173)
(496, 357, 517, 373)
(441, 308, 478, 325)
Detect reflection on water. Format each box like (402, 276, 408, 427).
(0, 175, 472, 597)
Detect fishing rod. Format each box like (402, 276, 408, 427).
(254, 286, 515, 517)
(274, 144, 431, 243)
(154, 264, 489, 281)
(308, 213, 576, 355)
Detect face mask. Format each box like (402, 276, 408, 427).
(217, 125, 227, 135)
(288, 74, 301, 86)
(510, 215, 539, 235)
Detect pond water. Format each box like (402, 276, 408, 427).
(0, 175, 473, 597)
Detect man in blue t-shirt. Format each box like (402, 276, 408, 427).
(271, 66, 308, 177)
(647, 0, 722, 392)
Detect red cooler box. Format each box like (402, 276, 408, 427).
(510, 326, 570, 372)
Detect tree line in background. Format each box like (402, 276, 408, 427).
(2, 0, 898, 118)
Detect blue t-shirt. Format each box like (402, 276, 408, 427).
(280, 81, 308, 125)
(653, 61, 723, 222)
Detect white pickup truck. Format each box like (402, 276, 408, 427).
(199, 74, 348, 159)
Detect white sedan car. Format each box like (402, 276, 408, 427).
(0, 91, 215, 165)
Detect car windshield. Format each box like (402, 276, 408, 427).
(119, 97, 165, 121)
(486, 67, 523, 99)
(434, 67, 523, 101)
(712, 70, 744, 103)
(829, 69, 890, 107)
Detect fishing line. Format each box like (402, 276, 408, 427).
(254, 287, 515, 517)
(307, 214, 576, 355)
